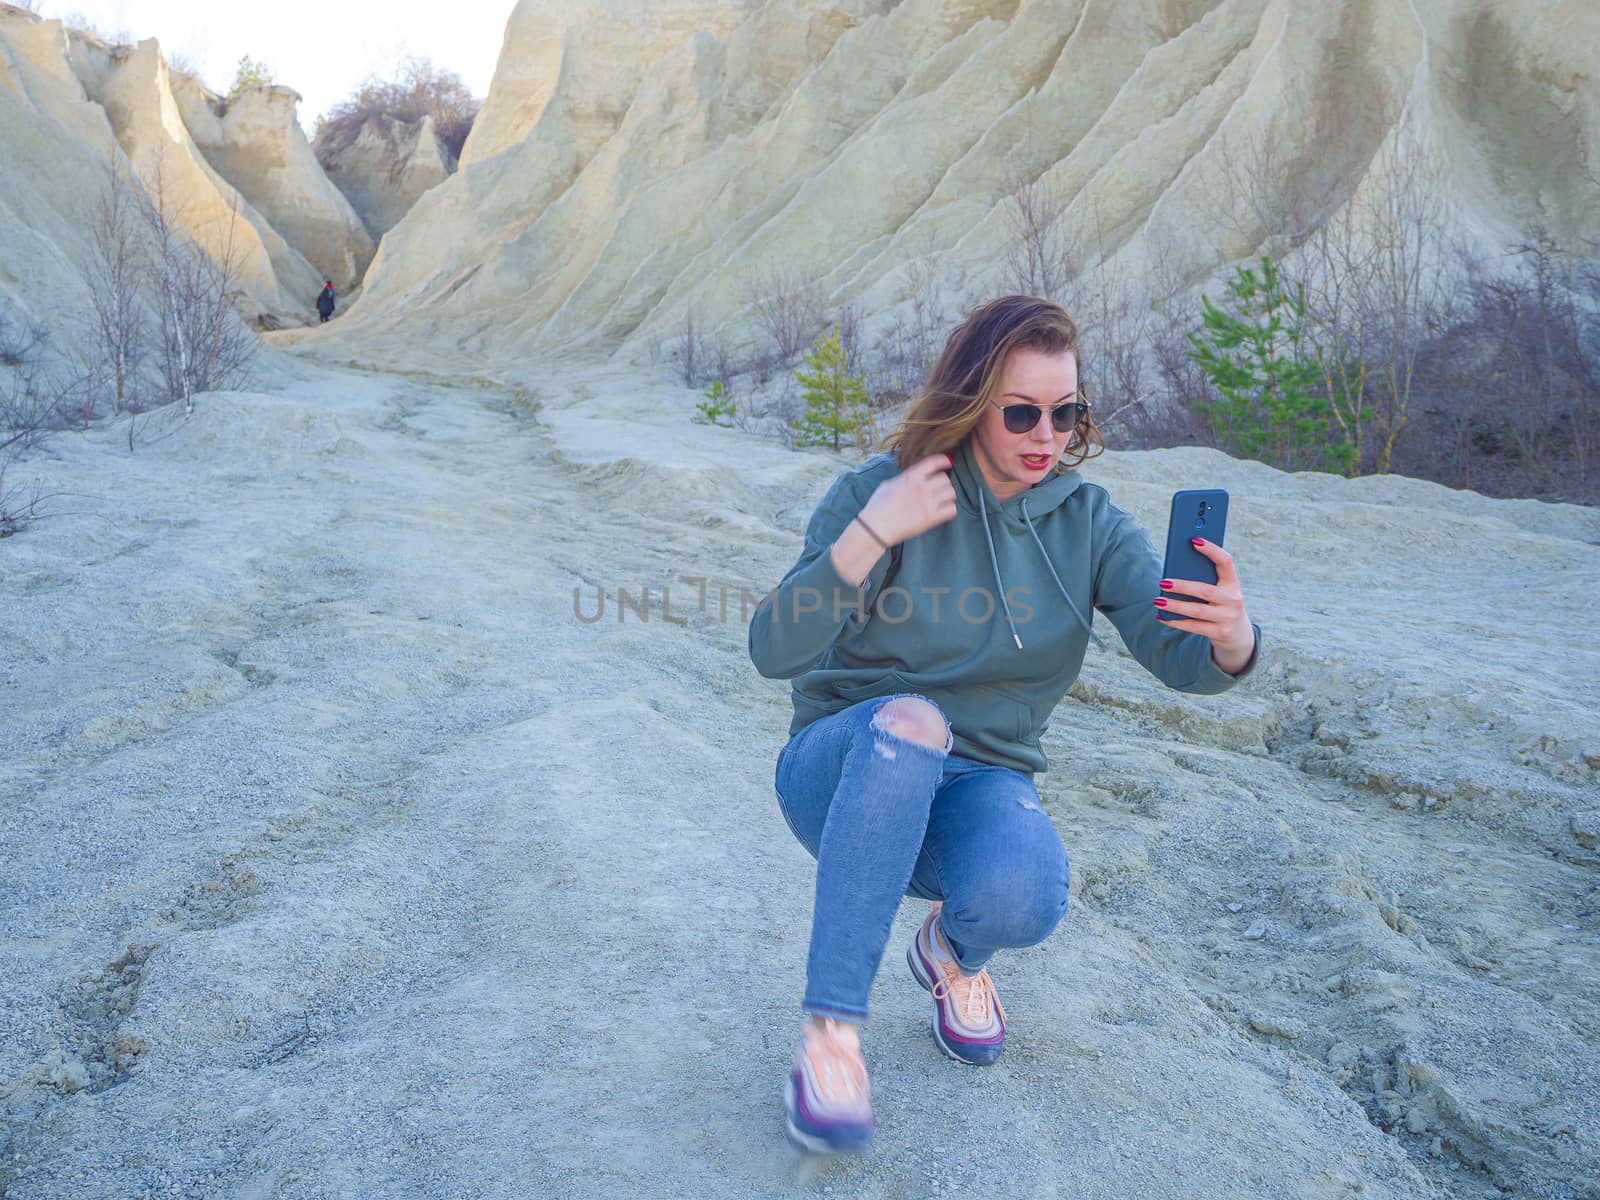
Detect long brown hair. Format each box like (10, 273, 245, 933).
(883, 294, 1104, 473)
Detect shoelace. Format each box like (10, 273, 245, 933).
(931, 957, 1007, 1024)
(803, 1020, 870, 1104)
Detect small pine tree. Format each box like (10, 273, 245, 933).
(1188, 257, 1351, 473)
(791, 326, 871, 452)
(693, 378, 736, 427)
(229, 54, 274, 95)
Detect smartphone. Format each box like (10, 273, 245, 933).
(1158, 489, 1228, 620)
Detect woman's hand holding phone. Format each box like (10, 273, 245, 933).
(1154, 538, 1255, 675)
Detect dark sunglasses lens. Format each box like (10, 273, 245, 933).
(1002, 403, 1086, 433)
(1002, 404, 1040, 433)
(1051, 402, 1088, 431)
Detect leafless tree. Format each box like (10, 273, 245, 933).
(676, 306, 702, 387)
(1203, 108, 1452, 474)
(137, 151, 258, 417)
(903, 229, 949, 367)
(1303, 114, 1451, 474)
(834, 298, 863, 376)
(84, 155, 149, 416)
(741, 263, 826, 369)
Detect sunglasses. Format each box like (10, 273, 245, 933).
(992, 398, 1090, 435)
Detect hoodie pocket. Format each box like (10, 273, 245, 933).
(969, 682, 1034, 743)
(830, 670, 913, 702)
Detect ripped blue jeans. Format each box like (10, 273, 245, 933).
(774, 694, 1071, 1023)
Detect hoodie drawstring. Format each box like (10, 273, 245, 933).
(975, 490, 1107, 652)
(1021, 497, 1106, 651)
(977, 489, 1024, 650)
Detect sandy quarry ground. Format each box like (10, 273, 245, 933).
(1, 349, 1598, 1199)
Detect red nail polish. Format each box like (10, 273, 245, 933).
(1191, 537, 1204, 547)
(1158, 579, 1173, 590)
(1153, 597, 1168, 607)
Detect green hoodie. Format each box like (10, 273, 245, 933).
(748, 438, 1260, 774)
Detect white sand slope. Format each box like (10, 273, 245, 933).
(1, 351, 1595, 1197)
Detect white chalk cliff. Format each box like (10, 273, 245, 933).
(317, 113, 457, 242)
(342, 0, 1600, 360)
(172, 76, 377, 292)
(0, 6, 384, 333)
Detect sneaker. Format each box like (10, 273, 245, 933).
(785, 1017, 874, 1153)
(906, 904, 1006, 1065)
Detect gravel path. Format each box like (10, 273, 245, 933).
(2, 357, 1596, 1198)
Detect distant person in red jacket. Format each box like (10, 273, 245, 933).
(316, 282, 335, 323)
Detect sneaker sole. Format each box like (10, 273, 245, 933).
(784, 1074, 872, 1155)
(906, 941, 1003, 1066)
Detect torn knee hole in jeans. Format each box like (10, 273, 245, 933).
(869, 699, 950, 759)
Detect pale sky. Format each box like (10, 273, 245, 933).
(38, 0, 514, 135)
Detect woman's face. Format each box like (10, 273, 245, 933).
(969, 347, 1081, 502)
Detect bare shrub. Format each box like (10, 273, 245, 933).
(734, 371, 803, 442)
(59, 12, 134, 45)
(1, 323, 73, 537)
(166, 52, 202, 82)
(0, 463, 47, 538)
(313, 58, 481, 167)
(1380, 231, 1598, 503)
(710, 339, 737, 391)
(1401, 286, 1493, 493)
(1117, 244, 1220, 448)
(741, 263, 826, 371)
(1501, 228, 1595, 488)
(868, 230, 949, 406)
(1192, 126, 1324, 261)
(0, 308, 46, 370)
(999, 155, 1077, 304)
(2, 364, 65, 454)
(0, 301, 78, 447)
(1063, 228, 1154, 433)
